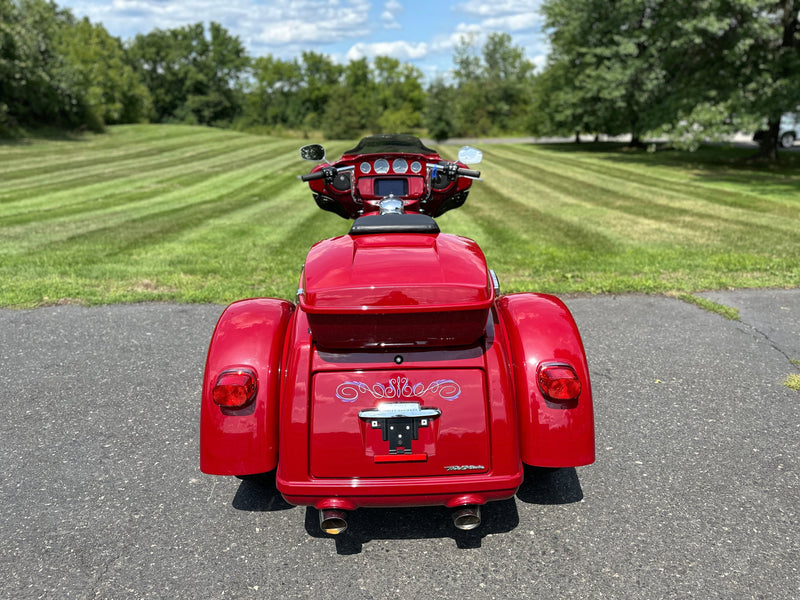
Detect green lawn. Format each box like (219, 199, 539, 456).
(1, 124, 798, 308)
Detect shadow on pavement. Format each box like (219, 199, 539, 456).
(230, 466, 584, 554)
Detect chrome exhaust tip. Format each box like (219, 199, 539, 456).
(319, 508, 348, 535)
(452, 505, 482, 531)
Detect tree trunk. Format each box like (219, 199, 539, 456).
(574, 130, 581, 144)
(756, 118, 781, 162)
(629, 132, 645, 149)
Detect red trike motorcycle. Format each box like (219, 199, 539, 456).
(200, 135, 594, 534)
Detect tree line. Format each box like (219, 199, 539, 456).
(0, 0, 532, 140)
(534, 0, 799, 159)
(2, 0, 798, 159)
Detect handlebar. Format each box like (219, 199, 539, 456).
(457, 167, 481, 178)
(299, 164, 355, 182)
(300, 166, 337, 182)
(300, 170, 327, 182)
(299, 161, 478, 189)
(431, 162, 480, 180)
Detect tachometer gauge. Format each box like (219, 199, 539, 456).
(410, 161, 422, 173)
(374, 158, 390, 174)
(359, 162, 371, 174)
(392, 158, 408, 174)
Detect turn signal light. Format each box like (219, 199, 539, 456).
(212, 369, 257, 408)
(537, 363, 581, 403)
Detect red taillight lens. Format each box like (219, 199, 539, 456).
(537, 363, 581, 403)
(212, 369, 257, 408)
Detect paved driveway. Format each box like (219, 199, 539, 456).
(1, 291, 797, 599)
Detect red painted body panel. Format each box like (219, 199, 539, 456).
(310, 369, 490, 478)
(497, 294, 596, 467)
(275, 308, 524, 509)
(200, 298, 294, 475)
(299, 232, 493, 348)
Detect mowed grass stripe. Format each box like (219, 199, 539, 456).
(0, 125, 225, 166)
(0, 151, 304, 256)
(14, 173, 300, 269)
(1, 127, 798, 306)
(0, 133, 281, 196)
(475, 147, 696, 247)
(443, 144, 798, 292)
(0, 144, 299, 237)
(482, 145, 800, 247)
(0, 138, 299, 229)
(0, 125, 222, 176)
(3, 184, 342, 305)
(0, 136, 296, 211)
(508, 143, 800, 213)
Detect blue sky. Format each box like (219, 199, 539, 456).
(57, 0, 548, 80)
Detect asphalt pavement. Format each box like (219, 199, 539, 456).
(1, 291, 798, 599)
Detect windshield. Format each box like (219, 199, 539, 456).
(343, 134, 436, 156)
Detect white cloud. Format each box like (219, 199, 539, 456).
(381, 0, 403, 29)
(67, 0, 374, 49)
(59, 0, 552, 78)
(481, 12, 542, 32)
(346, 40, 429, 61)
(457, 0, 543, 18)
(452, 0, 544, 38)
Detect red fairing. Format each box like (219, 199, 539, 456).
(497, 293, 595, 467)
(200, 298, 294, 475)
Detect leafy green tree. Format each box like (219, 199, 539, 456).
(657, 0, 800, 159)
(58, 17, 152, 125)
(343, 57, 378, 131)
(373, 56, 425, 132)
(536, 0, 800, 159)
(451, 34, 492, 135)
(298, 51, 343, 130)
(537, 0, 672, 146)
(127, 22, 248, 125)
(450, 32, 535, 136)
(1, 0, 94, 130)
(481, 32, 535, 133)
(245, 55, 304, 128)
(321, 85, 364, 139)
(320, 58, 375, 138)
(424, 77, 456, 141)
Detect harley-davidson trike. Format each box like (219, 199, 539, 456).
(200, 134, 594, 534)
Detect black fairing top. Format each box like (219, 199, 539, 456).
(343, 134, 437, 156)
(349, 213, 440, 236)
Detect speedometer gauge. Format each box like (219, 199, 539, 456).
(374, 159, 390, 174)
(392, 158, 408, 174)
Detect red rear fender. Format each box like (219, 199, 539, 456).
(200, 298, 294, 475)
(497, 293, 595, 467)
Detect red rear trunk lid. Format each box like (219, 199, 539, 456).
(299, 233, 493, 349)
(310, 369, 490, 478)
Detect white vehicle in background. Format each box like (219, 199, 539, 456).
(753, 113, 799, 148)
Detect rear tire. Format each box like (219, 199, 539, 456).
(780, 132, 795, 148)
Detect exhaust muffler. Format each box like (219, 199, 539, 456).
(319, 508, 348, 535)
(452, 505, 481, 530)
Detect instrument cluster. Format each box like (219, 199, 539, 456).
(358, 158, 423, 176)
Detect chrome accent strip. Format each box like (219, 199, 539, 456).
(358, 402, 441, 420)
(489, 269, 500, 295)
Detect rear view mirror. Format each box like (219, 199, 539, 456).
(458, 146, 483, 165)
(300, 144, 326, 162)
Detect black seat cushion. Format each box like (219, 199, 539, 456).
(349, 213, 440, 236)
